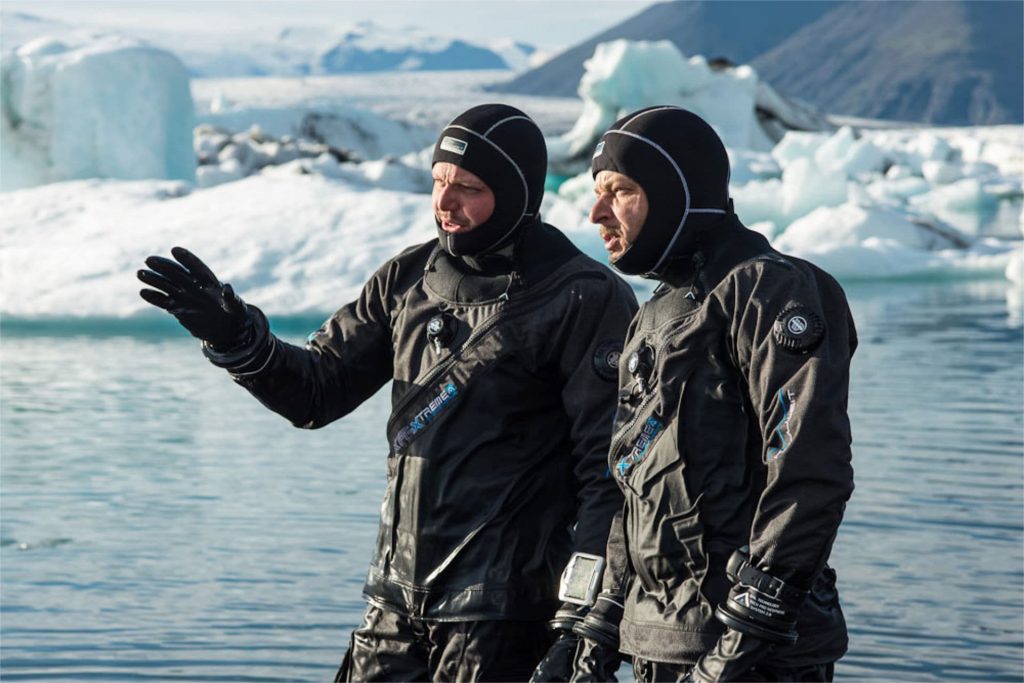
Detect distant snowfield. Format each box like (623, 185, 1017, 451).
(1, 174, 437, 317)
(1, 37, 1021, 320)
(191, 70, 583, 135)
(0, 11, 540, 78)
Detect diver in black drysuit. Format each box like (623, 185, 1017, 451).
(534, 107, 856, 682)
(137, 104, 638, 681)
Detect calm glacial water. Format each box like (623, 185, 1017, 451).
(2, 279, 1022, 682)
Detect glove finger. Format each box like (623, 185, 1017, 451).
(138, 270, 211, 315)
(139, 288, 175, 311)
(137, 267, 185, 296)
(220, 283, 246, 317)
(145, 255, 202, 292)
(171, 246, 220, 287)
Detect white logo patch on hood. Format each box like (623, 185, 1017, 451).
(440, 136, 468, 155)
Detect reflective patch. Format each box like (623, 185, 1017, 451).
(591, 339, 622, 382)
(392, 382, 458, 452)
(773, 305, 824, 354)
(592, 140, 605, 158)
(440, 136, 468, 155)
(765, 388, 796, 462)
(615, 416, 663, 477)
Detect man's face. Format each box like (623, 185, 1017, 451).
(432, 162, 496, 234)
(589, 170, 649, 262)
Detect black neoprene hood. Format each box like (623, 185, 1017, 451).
(591, 106, 731, 277)
(431, 104, 547, 257)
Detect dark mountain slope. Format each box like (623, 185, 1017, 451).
(491, 1, 840, 98)
(751, 0, 1023, 125)
(493, 0, 1022, 125)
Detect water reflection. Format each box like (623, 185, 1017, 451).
(1, 279, 1021, 681)
(837, 279, 1022, 682)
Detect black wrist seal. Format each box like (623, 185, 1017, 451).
(202, 305, 268, 369)
(548, 602, 587, 633)
(714, 547, 807, 644)
(572, 592, 623, 649)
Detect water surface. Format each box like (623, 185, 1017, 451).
(2, 278, 1021, 681)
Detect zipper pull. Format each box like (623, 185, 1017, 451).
(498, 271, 521, 303)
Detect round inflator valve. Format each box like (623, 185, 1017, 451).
(627, 343, 655, 392)
(426, 312, 457, 352)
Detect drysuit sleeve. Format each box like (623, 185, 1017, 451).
(729, 259, 857, 590)
(555, 273, 638, 557)
(202, 260, 397, 429)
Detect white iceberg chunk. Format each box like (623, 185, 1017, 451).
(1, 35, 195, 191)
(781, 157, 849, 220)
(552, 39, 774, 167)
(921, 160, 964, 185)
(772, 131, 829, 168)
(775, 202, 970, 255)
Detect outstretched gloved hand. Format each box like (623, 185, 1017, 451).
(138, 246, 250, 350)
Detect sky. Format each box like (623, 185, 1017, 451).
(2, 0, 657, 51)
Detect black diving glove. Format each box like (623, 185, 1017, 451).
(529, 604, 586, 682)
(138, 246, 250, 349)
(570, 593, 624, 682)
(685, 628, 774, 682)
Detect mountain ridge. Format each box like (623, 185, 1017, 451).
(490, 0, 1023, 126)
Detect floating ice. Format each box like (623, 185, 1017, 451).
(0, 34, 1021, 319)
(550, 39, 774, 169)
(1, 35, 195, 191)
(0, 175, 437, 318)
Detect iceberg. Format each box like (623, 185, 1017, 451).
(1, 35, 195, 190)
(548, 39, 773, 169)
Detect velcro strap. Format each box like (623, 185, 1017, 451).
(735, 562, 807, 603)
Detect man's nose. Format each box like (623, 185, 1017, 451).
(437, 185, 458, 212)
(589, 194, 610, 224)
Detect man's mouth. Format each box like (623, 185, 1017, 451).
(439, 216, 470, 233)
(600, 226, 625, 253)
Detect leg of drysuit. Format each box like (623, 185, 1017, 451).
(333, 604, 430, 682)
(428, 619, 554, 682)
